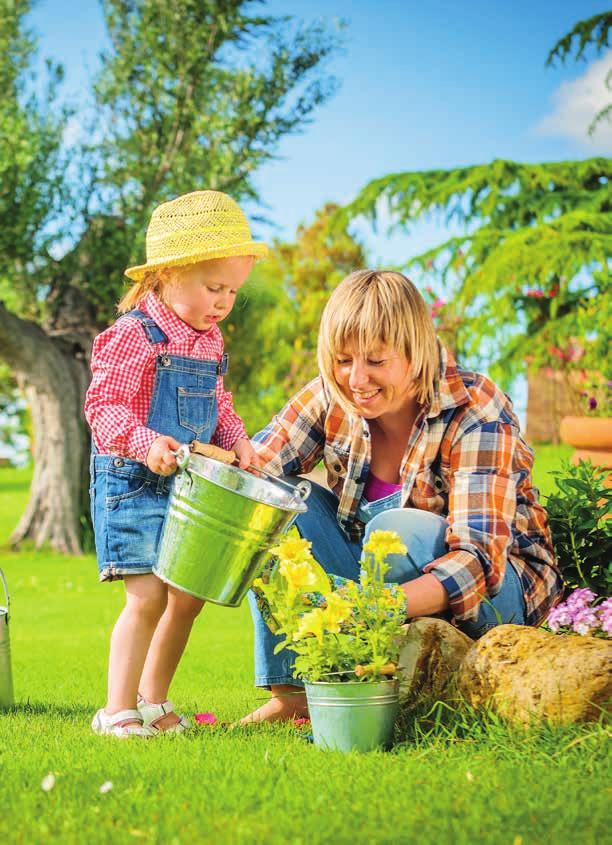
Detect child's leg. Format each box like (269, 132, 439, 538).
(138, 586, 204, 728)
(106, 574, 168, 723)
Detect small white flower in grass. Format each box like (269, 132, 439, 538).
(99, 781, 113, 794)
(41, 773, 56, 792)
(465, 771, 474, 782)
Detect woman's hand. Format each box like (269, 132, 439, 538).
(233, 437, 257, 470)
(146, 435, 181, 476)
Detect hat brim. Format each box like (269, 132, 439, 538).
(124, 241, 269, 281)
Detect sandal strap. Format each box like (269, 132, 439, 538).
(139, 699, 175, 725)
(107, 708, 143, 727)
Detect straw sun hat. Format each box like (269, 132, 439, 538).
(124, 190, 268, 281)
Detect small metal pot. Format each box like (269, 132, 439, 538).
(154, 446, 310, 607)
(0, 568, 13, 709)
(304, 679, 400, 752)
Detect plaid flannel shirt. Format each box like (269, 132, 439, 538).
(84, 293, 247, 462)
(252, 346, 562, 626)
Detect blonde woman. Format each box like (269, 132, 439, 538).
(85, 190, 267, 737)
(243, 270, 562, 723)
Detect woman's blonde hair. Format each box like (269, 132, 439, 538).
(317, 270, 440, 413)
(117, 270, 171, 313)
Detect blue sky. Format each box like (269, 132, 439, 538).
(29, 0, 610, 262)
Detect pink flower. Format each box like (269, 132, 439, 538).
(194, 712, 217, 726)
(549, 346, 565, 361)
(571, 608, 599, 636)
(293, 717, 311, 727)
(565, 341, 584, 363)
(547, 604, 573, 632)
(566, 588, 597, 609)
(526, 289, 545, 299)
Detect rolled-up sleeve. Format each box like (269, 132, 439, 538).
(423, 421, 519, 622)
(252, 379, 327, 476)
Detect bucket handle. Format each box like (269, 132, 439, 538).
(0, 567, 9, 619)
(175, 441, 311, 503)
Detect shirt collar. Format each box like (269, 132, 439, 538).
(142, 292, 217, 343)
(427, 342, 470, 418)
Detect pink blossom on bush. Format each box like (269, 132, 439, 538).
(546, 589, 609, 638)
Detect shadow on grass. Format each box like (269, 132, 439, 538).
(4, 701, 94, 720)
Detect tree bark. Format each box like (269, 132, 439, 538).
(0, 301, 93, 554)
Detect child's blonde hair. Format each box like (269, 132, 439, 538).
(117, 270, 169, 313)
(317, 270, 440, 413)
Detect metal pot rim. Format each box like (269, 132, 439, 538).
(184, 454, 308, 513)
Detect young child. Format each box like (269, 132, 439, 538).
(85, 190, 267, 737)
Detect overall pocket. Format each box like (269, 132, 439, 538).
(105, 467, 152, 507)
(177, 387, 215, 437)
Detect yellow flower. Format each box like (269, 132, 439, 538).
(323, 592, 353, 632)
(279, 559, 318, 593)
(294, 608, 326, 643)
(271, 536, 313, 564)
(363, 529, 407, 560)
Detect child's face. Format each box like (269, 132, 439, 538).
(163, 256, 254, 331)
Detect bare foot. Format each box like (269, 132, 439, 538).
(240, 685, 308, 725)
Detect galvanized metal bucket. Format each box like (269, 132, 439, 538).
(0, 567, 14, 709)
(305, 679, 399, 752)
(154, 446, 310, 607)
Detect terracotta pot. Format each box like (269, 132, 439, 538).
(559, 416, 612, 470)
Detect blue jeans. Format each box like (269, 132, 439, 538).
(248, 480, 526, 688)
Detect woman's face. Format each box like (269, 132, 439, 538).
(333, 341, 416, 419)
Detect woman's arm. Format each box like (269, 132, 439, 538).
(251, 377, 328, 476)
(417, 421, 519, 623)
(400, 573, 450, 616)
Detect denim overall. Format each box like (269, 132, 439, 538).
(90, 310, 228, 581)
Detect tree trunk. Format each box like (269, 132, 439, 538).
(0, 301, 94, 554)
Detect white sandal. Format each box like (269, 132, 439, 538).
(91, 708, 154, 738)
(137, 697, 191, 734)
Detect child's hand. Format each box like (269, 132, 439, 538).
(146, 435, 181, 476)
(233, 437, 257, 470)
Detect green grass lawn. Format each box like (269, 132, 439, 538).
(0, 448, 608, 845)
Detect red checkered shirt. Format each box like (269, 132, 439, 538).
(84, 293, 247, 462)
(252, 345, 563, 626)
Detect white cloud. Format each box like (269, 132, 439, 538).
(535, 52, 612, 151)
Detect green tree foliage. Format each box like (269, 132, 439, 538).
(339, 158, 611, 388)
(546, 12, 611, 65)
(223, 203, 366, 432)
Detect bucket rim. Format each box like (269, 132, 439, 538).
(183, 456, 309, 513)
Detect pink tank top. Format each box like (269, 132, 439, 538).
(363, 471, 402, 502)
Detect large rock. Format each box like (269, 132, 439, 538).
(397, 617, 473, 709)
(455, 624, 612, 725)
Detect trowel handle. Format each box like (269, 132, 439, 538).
(172, 441, 236, 469)
(0, 568, 9, 617)
(189, 441, 237, 464)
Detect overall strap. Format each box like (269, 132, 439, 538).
(125, 309, 169, 345)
